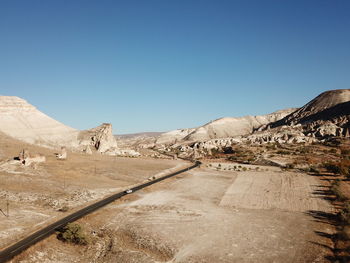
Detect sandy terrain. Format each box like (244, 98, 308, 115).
(12, 162, 335, 263)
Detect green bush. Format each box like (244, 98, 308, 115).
(57, 223, 88, 245)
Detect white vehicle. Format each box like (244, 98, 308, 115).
(125, 189, 133, 194)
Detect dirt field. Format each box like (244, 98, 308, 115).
(0, 133, 183, 249)
(220, 170, 333, 212)
(11, 161, 336, 263)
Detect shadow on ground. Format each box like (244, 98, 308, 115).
(306, 173, 350, 263)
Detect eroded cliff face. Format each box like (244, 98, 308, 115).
(78, 123, 118, 153)
(0, 96, 79, 147)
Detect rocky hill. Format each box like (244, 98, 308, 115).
(269, 89, 350, 137)
(0, 96, 127, 155)
(0, 96, 79, 147)
(156, 109, 296, 145)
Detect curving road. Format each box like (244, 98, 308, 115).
(0, 161, 200, 263)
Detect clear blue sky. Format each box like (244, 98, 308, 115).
(0, 0, 349, 134)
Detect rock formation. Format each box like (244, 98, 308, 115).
(56, 147, 67, 160)
(152, 89, 350, 159)
(156, 128, 195, 145)
(83, 145, 92, 155)
(269, 89, 350, 138)
(78, 123, 119, 153)
(156, 108, 296, 145)
(0, 96, 140, 157)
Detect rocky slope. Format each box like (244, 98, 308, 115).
(156, 109, 296, 145)
(156, 128, 195, 145)
(269, 89, 350, 137)
(154, 89, 350, 159)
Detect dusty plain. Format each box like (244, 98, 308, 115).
(9, 161, 335, 263)
(0, 133, 183, 250)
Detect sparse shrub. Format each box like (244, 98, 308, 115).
(285, 163, 295, 169)
(298, 147, 310, 154)
(247, 157, 255, 163)
(323, 139, 341, 147)
(227, 156, 238, 161)
(309, 166, 320, 174)
(276, 150, 290, 155)
(255, 167, 260, 171)
(341, 148, 350, 155)
(211, 148, 220, 156)
(329, 149, 337, 154)
(324, 162, 341, 174)
(242, 167, 247, 171)
(58, 206, 69, 212)
(339, 160, 350, 177)
(223, 146, 234, 154)
(337, 226, 350, 240)
(57, 223, 88, 245)
(339, 201, 350, 225)
(331, 180, 347, 202)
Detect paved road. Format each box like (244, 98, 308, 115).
(0, 161, 200, 263)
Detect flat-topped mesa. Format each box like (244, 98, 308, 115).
(0, 96, 79, 147)
(78, 123, 118, 153)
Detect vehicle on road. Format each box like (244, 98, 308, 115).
(125, 189, 133, 194)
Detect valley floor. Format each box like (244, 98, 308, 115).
(0, 133, 182, 250)
(10, 162, 335, 263)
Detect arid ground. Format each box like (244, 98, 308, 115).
(0, 133, 183, 250)
(8, 160, 336, 263)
